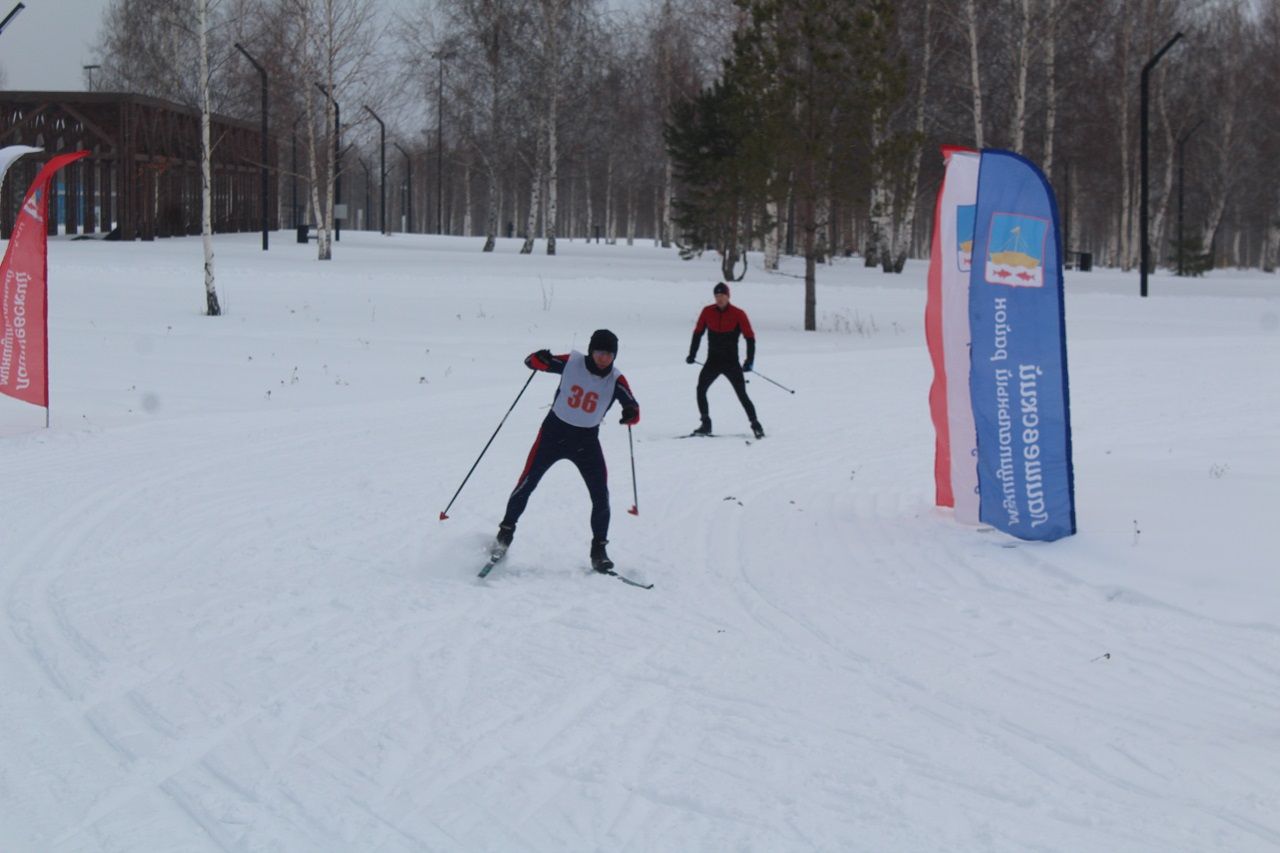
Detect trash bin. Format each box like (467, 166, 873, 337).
(296, 224, 310, 244)
(1077, 251, 1093, 272)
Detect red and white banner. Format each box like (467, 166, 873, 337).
(0, 150, 90, 408)
(926, 146, 980, 523)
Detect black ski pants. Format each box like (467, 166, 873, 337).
(502, 413, 610, 541)
(697, 357, 758, 423)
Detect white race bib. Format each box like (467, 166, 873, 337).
(551, 351, 619, 428)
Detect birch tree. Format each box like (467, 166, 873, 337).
(1192, 0, 1248, 260)
(1008, 0, 1032, 153)
(1264, 1, 1280, 271)
(432, 0, 524, 252)
(278, 0, 380, 260)
(198, 0, 222, 314)
(1041, 0, 1058, 176)
(93, 0, 243, 311)
(961, 0, 985, 148)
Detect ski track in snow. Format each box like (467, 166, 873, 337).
(2, 234, 1278, 851)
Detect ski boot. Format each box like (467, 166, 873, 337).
(692, 417, 712, 436)
(751, 421, 766, 439)
(492, 523, 515, 558)
(590, 538, 614, 572)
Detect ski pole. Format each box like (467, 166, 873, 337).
(439, 370, 536, 520)
(627, 424, 639, 515)
(748, 368, 796, 394)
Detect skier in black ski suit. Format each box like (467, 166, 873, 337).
(687, 282, 764, 439)
(495, 329, 640, 571)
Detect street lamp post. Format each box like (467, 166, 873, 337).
(359, 157, 371, 231)
(0, 3, 25, 37)
(363, 105, 386, 235)
(82, 63, 101, 91)
(1140, 32, 1184, 297)
(316, 84, 341, 241)
(394, 142, 412, 233)
(432, 49, 456, 235)
(1176, 120, 1204, 278)
(235, 42, 269, 250)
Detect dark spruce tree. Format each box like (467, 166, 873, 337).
(727, 0, 904, 329)
(665, 77, 772, 281)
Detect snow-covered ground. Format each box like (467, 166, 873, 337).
(2, 231, 1278, 851)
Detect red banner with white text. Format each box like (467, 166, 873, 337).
(0, 151, 90, 407)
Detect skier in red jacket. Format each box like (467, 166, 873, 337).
(687, 282, 764, 439)
(494, 329, 639, 572)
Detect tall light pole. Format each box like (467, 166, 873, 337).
(432, 49, 456, 235)
(291, 115, 302, 229)
(316, 84, 341, 241)
(1176, 119, 1204, 277)
(0, 3, 25, 37)
(363, 105, 386, 235)
(1140, 32, 1183, 297)
(82, 63, 101, 91)
(359, 157, 371, 231)
(235, 43, 269, 250)
(394, 141, 412, 233)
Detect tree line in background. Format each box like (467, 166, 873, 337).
(89, 0, 1278, 321)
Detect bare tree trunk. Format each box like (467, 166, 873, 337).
(865, 121, 890, 268)
(1042, 0, 1058, 176)
(546, 91, 558, 254)
(483, 25, 501, 253)
(305, 87, 331, 259)
(661, 158, 673, 248)
(764, 198, 780, 270)
(625, 183, 636, 246)
(1264, 186, 1280, 272)
(891, 0, 932, 274)
(584, 166, 594, 240)
(604, 154, 615, 243)
(1010, 0, 1031, 152)
(566, 170, 575, 239)
(198, 0, 220, 315)
(521, 114, 546, 254)
(463, 158, 473, 236)
(1150, 84, 1176, 269)
(964, 0, 984, 148)
(652, 186, 661, 246)
(1200, 95, 1239, 256)
(803, 241, 816, 331)
(483, 165, 498, 251)
(1117, 13, 1134, 270)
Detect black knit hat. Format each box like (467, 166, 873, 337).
(713, 282, 731, 296)
(588, 329, 618, 355)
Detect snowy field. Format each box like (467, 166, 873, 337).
(2, 230, 1278, 851)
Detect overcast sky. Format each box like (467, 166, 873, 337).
(0, 0, 648, 93)
(0, 0, 107, 90)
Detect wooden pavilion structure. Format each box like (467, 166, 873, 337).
(0, 91, 277, 240)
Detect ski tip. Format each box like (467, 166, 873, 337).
(439, 511, 449, 521)
(628, 505, 639, 515)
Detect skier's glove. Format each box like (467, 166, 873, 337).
(619, 406, 640, 426)
(685, 354, 696, 364)
(742, 360, 754, 373)
(530, 349, 554, 369)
